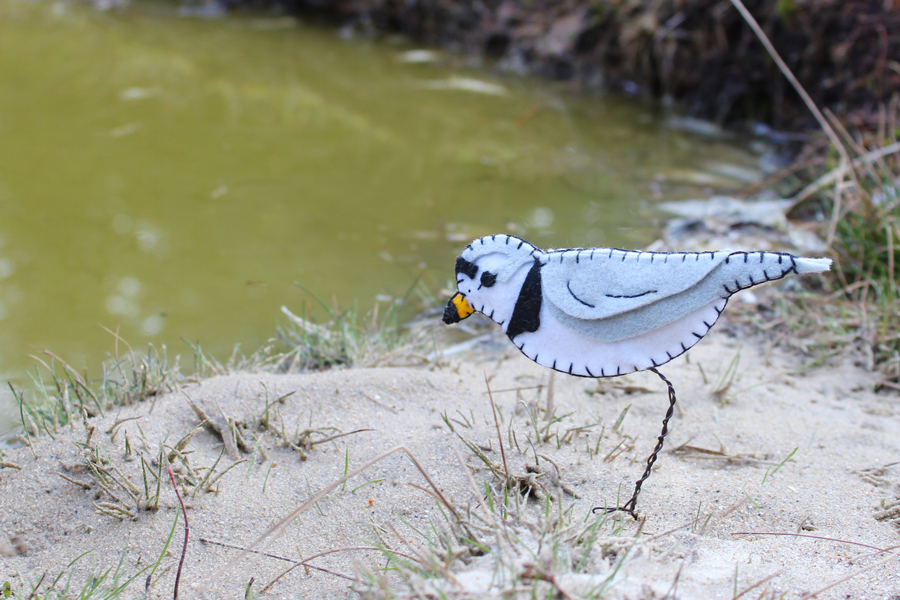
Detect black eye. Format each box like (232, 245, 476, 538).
(480, 272, 497, 288)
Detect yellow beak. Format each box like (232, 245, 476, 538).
(442, 292, 475, 324)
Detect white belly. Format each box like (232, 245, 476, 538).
(511, 298, 727, 377)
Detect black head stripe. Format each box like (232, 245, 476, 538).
(480, 271, 497, 288)
(455, 256, 478, 280)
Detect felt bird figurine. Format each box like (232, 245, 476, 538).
(443, 234, 832, 515)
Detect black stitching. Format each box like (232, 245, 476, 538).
(725, 256, 730, 264)
(601, 368, 606, 377)
(692, 332, 703, 339)
(759, 252, 764, 263)
(517, 240, 524, 249)
(568, 363, 573, 374)
(606, 289, 657, 299)
(552, 360, 557, 370)
(568, 281, 596, 307)
(681, 342, 688, 351)
(666, 351, 673, 359)
(585, 366, 595, 377)
(703, 320, 711, 329)
(651, 358, 659, 367)
(616, 366, 621, 376)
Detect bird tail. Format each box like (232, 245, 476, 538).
(719, 251, 831, 297)
(793, 257, 832, 273)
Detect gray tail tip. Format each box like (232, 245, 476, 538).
(794, 257, 832, 274)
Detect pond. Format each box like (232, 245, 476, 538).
(0, 0, 765, 433)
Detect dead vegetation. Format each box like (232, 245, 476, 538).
(57, 417, 245, 521)
(724, 97, 900, 390)
(293, 0, 897, 129)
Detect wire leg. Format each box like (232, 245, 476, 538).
(593, 367, 677, 518)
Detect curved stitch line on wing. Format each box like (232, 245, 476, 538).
(566, 281, 595, 308)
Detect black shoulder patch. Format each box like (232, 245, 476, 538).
(455, 256, 478, 280)
(507, 259, 543, 340)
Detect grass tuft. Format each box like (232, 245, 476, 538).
(271, 282, 439, 373)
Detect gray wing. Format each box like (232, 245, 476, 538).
(541, 248, 732, 321)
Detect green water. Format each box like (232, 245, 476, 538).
(0, 0, 763, 431)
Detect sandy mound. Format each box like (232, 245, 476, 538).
(1, 328, 899, 599)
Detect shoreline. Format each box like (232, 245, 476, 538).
(278, 0, 898, 131)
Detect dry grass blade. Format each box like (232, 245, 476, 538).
(485, 373, 509, 483)
(728, 0, 850, 164)
(203, 445, 456, 595)
(797, 549, 900, 599)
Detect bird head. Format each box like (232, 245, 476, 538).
(442, 235, 541, 328)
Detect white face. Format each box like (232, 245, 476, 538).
(457, 252, 532, 331)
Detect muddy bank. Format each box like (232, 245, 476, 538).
(265, 0, 897, 130)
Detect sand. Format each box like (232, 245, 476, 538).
(1, 323, 899, 599)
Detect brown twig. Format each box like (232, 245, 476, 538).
(25, 573, 46, 600)
(732, 572, 781, 600)
(199, 537, 366, 584)
(168, 464, 189, 599)
(731, 531, 894, 553)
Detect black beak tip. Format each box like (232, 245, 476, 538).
(442, 300, 460, 324)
